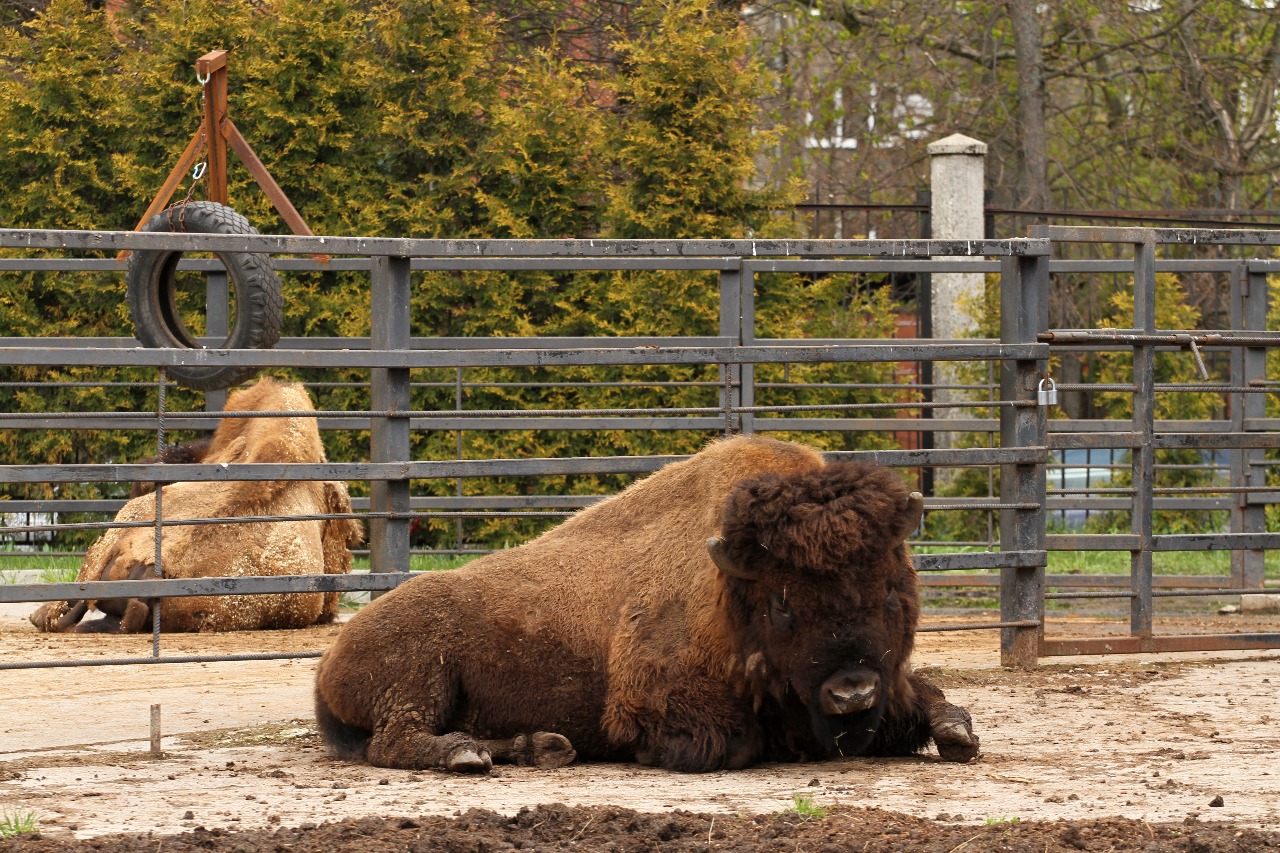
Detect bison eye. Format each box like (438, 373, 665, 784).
(769, 596, 792, 632)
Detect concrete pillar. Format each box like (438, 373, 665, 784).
(928, 133, 988, 452)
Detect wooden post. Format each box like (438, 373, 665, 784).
(126, 49, 325, 260)
(196, 50, 229, 207)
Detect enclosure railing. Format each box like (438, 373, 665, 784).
(0, 229, 1052, 668)
(1, 225, 1277, 668)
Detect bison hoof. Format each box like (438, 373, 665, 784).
(930, 702, 980, 763)
(528, 732, 576, 769)
(446, 747, 492, 774)
(28, 603, 55, 632)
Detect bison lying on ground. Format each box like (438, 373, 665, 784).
(314, 435, 978, 774)
(30, 378, 364, 634)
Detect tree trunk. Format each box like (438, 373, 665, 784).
(1006, 0, 1049, 212)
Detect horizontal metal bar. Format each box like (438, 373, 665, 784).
(1047, 498, 1231, 511)
(0, 447, 1047, 485)
(1048, 534, 1141, 550)
(913, 550, 1045, 572)
(0, 255, 1241, 273)
(919, 574, 1231, 589)
(1036, 224, 1280, 245)
(0, 335, 735, 351)
(1154, 433, 1280, 450)
(746, 260, 1001, 273)
(1041, 330, 1280, 347)
(0, 571, 413, 604)
(1048, 259, 1241, 273)
(916, 620, 1041, 633)
(0, 651, 324, 671)
(825, 448, 1045, 467)
(0, 342, 1048, 369)
(1152, 587, 1280, 598)
(1048, 433, 1144, 449)
(743, 417, 997, 433)
(1154, 532, 1280, 551)
(1044, 589, 1280, 601)
(1040, 633, 1280, 656)
(0, 509, 576, 537)
(0, 457, 672, 484)
(0, 494, 608, 515)
(0, 414, 1006, 433)
(0, 229, 1051, 257)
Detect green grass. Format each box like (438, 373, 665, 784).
(350, 553, 478, 574)
(915, 544, 1280, 579)
(0, 810, 39, 839)
(984, 816, 1021, 826)
(786, 793, 828, 819)
(0, 545, 81, 576)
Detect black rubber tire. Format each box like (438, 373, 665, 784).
(126, 201, 283, 391)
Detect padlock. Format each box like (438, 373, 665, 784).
(1037, 377, 1058, 406)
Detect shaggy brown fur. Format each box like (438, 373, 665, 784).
(129, 438, 214, 499)
(314, 436, 978, 774)
(30, 378, 364, 634)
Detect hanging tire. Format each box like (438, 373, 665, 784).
(126, 201, 284, 391)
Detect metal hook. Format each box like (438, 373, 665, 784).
(192, 162, 207, 181)
(196, 70, 211, 86)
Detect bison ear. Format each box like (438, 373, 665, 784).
(896, 492, 925, 542)
(707, 536, 760, 581)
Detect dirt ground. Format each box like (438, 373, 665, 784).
(2, 603, 1278, 852)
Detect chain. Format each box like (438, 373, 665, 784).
(180, 71, 210, 210)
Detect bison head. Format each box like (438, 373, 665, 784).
(709, 461, 923, 760)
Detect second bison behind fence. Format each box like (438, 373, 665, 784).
(29, 377, 364, 634)
(314, 435, 978, 774)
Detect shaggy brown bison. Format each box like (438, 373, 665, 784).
(30, 378, 364, 634)
(314, 435, 979, 774)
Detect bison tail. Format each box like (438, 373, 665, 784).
(314, 686, 370, 762)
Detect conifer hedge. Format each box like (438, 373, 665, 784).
(0, 0, 904, 548)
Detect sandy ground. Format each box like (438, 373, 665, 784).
(1, 603, 1278, 841)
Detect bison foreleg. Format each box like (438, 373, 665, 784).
(83, 562, 154, 634)
(913, 674, 979, 762)
(877, 673, 979, 762)
(476, 732, 576, 769)
(366, 724, 493, 774)
(28, 599, 88, 633)
(72, 596, 151, 634)
(926, 698, 979, 763)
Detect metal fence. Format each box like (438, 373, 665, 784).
(0, 224, 1276, 669)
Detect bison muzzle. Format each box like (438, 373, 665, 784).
(314, 435, 979, 773)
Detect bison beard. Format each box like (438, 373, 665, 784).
(314, 436, 979, 773)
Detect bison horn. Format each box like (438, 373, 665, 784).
(706, 537, 759, 581)
(897, 492, 925, 542)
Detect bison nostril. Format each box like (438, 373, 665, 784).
(821, 672, 880, 715)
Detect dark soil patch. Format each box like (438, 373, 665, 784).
(5, 804, 1277, 852)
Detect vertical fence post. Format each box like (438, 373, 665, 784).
(1231, 263, 1268, 591)
(999, 253, 1047, 667)
(718, 263, 743, 434)
(152, 367, 167, 656)
(204, 270, 229, 413)
(455, 367, 464, 555)
(1129, 240, 1157, 638)
(370, 255, 412, 582)
(739, 262, 756, 435)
